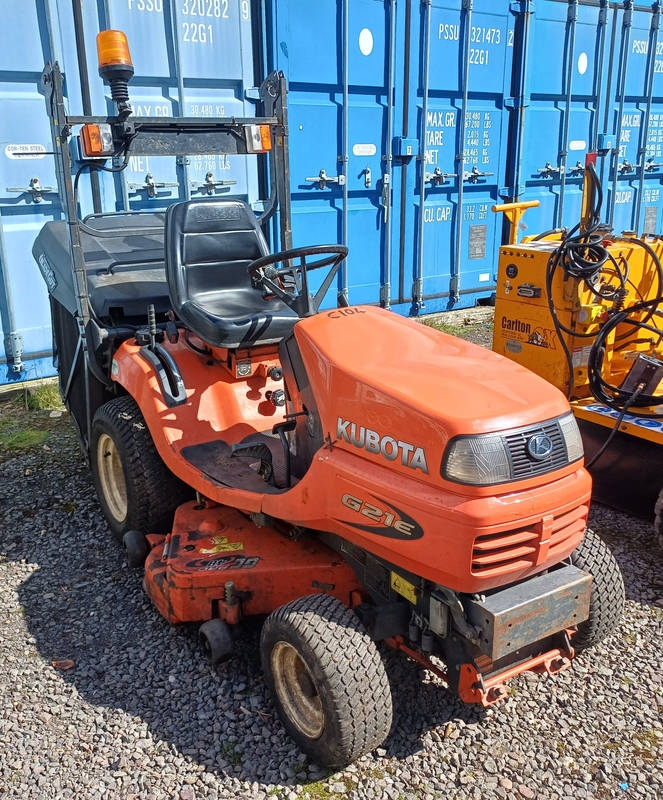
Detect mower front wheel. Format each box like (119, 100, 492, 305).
(90, 395, 190, 541)
(569, 528, 624, 652)
(261, 594, 393, 768)
(199, 619, 234, 664)
(123, 530, 149, 568)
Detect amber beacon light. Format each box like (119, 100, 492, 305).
(96, 30, 134, 117)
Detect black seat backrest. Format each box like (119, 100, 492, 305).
(165, 199, 268, 315)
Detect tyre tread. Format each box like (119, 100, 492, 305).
(570, 528, 624, 651)
(92, 395, 190, 538)
(262, 594, 392, 766)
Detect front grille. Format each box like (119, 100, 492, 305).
(471, 503, 588, 578)
(504, 419, 568, 480)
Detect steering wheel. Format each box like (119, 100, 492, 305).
(247, 244, 348, 318)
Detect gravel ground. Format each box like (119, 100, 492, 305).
(1, 381, 662, 800)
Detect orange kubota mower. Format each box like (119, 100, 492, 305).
(33, 31, 624, 767)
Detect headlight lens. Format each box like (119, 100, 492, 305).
(443, 434, 511, 485)
(558, 412, 584, 463)
(442, 412, 584, 486)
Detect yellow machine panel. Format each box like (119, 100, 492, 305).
(493, 236, 663, 404)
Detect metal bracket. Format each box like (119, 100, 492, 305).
(425, 167, 457, 186)
(6, 177, 56, 203)
(537, 161, 563, 178)
(463, 165, 495, 183)
(191, 172, 238, 195)
(305, 169, 346, 189)
(434, 585, 481, 646)
(127, 173, 179, 198)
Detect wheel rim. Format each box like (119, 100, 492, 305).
(97, 432, 128, 523)
(271, 641, 324, 739)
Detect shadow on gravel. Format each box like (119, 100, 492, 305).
(5, 407, 656, 790)
(15, 535, 482, 785)
(5, 417, 483, 788)
(588, 503, 662, 606)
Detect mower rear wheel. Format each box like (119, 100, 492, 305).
(569, 528, 624, 652)
(123, 530, 149, 568)
(91, 395, 190, 540)
(655, 487, 663, 550)
(199, 619, 234, 664)
(261, 594, 392, 768)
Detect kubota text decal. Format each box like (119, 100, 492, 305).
(337, 417, 429, 473)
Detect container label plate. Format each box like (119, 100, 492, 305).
(5, 143, 46, 159)
(469, 224, 487, 259)
(352, 143, 376, 157)
(644, 206, 657, 235)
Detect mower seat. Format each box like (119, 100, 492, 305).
(165, 199, 298, 349)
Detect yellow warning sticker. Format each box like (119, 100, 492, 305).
(200, 536, 244, 554)
(390, 572, 417, 604)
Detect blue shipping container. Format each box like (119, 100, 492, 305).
(2, 0, 663, 385)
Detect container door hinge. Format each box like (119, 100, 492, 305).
(499, 185, 523, 200)
(510, 0, 534, 13)
(567, 0, 578, 23)
(412, 277, 425, 309)
(3, 332, 24, 373)
(449, 276, 461, 302)
(504, 94, 530, 110)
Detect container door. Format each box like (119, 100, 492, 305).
(603, 3, 663, 235)
(396, 0, 517, 314)
(515, 0, 611, 236)
(89, 0, 259, 213)
(0, 0, 66, 384)
(267, 0, 396, 306)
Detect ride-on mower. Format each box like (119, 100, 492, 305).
(33, 31, 624, 767)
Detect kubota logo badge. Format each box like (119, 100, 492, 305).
(337, 417, 429, 473)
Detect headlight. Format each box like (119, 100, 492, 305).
(558, 412, 584, 463)
(442, 434, 511, 485)
(442, 412, 584, 486)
